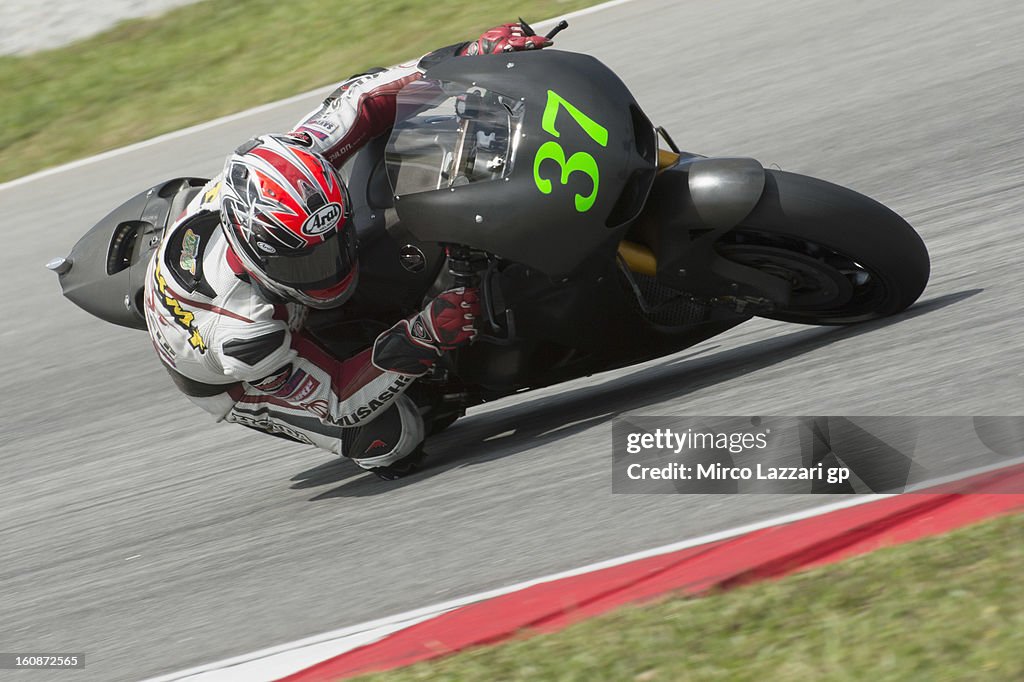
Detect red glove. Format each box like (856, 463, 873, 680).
(421, 287, 481, 349)
(371, 288, 481, 375)
(464, 23, 553, 55)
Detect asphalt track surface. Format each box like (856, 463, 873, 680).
(3, 1, 1023, 679)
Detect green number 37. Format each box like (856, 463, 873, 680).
(532, 90, 609, 213)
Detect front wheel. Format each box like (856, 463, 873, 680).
(716, 170, 929, 324)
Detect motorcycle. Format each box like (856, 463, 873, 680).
(49, 21, 929, 434)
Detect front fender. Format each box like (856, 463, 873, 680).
(625, 156, 788, 302)
(683, 157, 766, 229)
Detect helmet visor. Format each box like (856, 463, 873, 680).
(257, 229, 357, 291)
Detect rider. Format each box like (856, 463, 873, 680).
(144, 23, 553, 479)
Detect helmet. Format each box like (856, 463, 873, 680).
(220, 134, 358, 309)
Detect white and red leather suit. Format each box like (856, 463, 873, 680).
(144, 26, 546, 475)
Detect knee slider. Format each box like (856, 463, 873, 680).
(342, 394, 424, 469)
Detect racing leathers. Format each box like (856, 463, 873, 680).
(143, 43, 491, 477)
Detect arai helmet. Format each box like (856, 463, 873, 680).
(220, 134, 357, 309)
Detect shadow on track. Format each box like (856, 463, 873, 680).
(295, 289, 981, 499)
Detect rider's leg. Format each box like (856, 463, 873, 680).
(342, 394, 426, 479)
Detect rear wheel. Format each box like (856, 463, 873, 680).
(717, 170, 929, 324)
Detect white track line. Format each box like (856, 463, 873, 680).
(142, 454, 1024, 682)
(0, 87, 337, 193)
(137, 497, 885, 681)
(141, 495, 882, 682)
(0, 0, 645, 194)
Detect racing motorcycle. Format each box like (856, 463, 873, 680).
(49, 20, 930, 433)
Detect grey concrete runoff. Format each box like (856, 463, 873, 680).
(2, 1, 1022, 679)
(0, 0, 203, 55)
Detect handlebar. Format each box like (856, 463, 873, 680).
(545, 20, 569, 40)
(447, 246, 487, 288)
(518, 17, 570, 42)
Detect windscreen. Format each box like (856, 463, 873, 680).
(385, 79, 525, 197)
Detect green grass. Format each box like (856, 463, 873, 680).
(0, 0, 598, 182)
(355, 513, 1024, 681)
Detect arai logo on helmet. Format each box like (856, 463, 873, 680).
(301, 203, 343, 236)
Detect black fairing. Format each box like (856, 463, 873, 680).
(56, 178, 206, 330)
(314, 135, 750, 393)
(390, 50, 657, 278)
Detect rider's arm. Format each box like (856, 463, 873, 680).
(290, 61, 424, 169)
(215, 288, 478, 429)
(216, 317, 417, 430)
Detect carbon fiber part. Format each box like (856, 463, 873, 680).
(619, 270, 712, 327)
